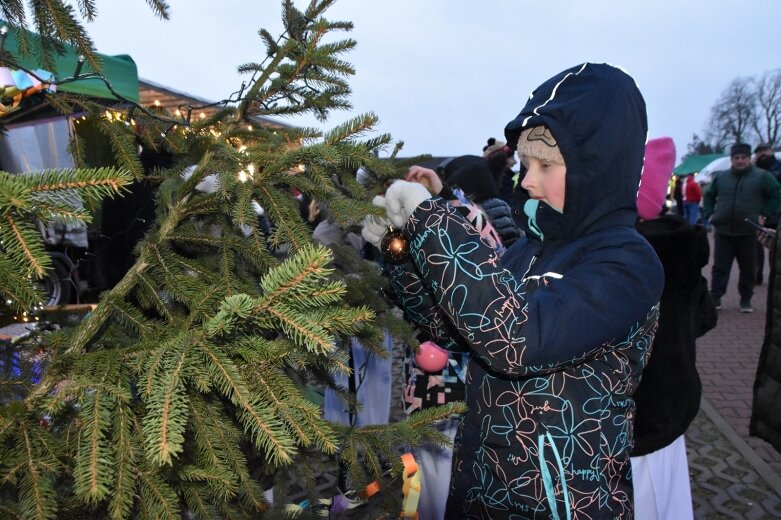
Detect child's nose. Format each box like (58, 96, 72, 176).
(520, 172, 534, 189)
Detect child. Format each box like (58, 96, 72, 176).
(367, 63, 664, 518)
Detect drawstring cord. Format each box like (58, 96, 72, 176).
(537, 433, 572, 520)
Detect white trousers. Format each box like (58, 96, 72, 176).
(631, 435, 694, 520)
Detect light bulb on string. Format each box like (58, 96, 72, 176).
(74, 55, 85, 78)
(125, 106, 135, 126)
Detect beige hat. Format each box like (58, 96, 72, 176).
(517, 126, 565, 165)
(482, 137, 509, 158)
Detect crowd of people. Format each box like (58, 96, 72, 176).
(308, 62, 781, 519)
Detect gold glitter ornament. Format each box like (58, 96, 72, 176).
(381, 228, 410, 265)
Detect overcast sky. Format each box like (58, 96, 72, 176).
(82, 0, 780, 162)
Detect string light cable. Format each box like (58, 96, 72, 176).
(0, 19, 313, 128)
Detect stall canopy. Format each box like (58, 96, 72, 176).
(1, 20, 139, 103)
(673, 153, 726, 176)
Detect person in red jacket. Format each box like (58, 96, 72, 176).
(682, 174, 702, 225)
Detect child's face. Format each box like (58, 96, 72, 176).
(520, 157, 567, 212)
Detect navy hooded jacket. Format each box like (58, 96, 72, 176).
(397, 63, 664, 519)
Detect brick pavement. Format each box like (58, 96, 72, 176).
(697, 233, 781, 475)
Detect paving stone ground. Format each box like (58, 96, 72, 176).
(689, 232, 781, 518)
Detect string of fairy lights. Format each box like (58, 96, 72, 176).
(0, 18, 315, 323)
(0, 15, 310, 130)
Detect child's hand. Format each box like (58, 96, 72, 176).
(384, 180, 432, 228)
(361, 195, 391, 248)
(405, 166, 443, 195)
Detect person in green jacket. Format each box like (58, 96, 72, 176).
(702, 143, 781, 312)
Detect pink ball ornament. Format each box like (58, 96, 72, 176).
(415, 341, 449, 372)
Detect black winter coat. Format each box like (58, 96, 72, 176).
(632, 215, 717, 456)
(751, 221, 781, 452)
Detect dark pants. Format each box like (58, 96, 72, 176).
(711, 233, 757, 301)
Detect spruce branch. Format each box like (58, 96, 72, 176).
(137, 468, 181, 520)
(24, 168, 131, 195)
(2, 213, 50, 277)
(258, 243, 334, 302)
(142, 339, 190, 466)
(73, 389, 115, 503)
(0, 255, 44, 311)
(143, 0, 171, 20)
(0, 2, 464, 517)
(199, 342, 297, 467)
(107, 401, 139, 520)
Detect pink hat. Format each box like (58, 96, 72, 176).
(637, 137, 676, 220)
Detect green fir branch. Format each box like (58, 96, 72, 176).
(143, 0, 171, 20)
(0, 255, 45, 311)
(17, 423, 60, 520)
(24, 167, 132, 202)
(199, 342, 297, 467)
(142, 339, 191, 466)
(1, 213, 51, 277)
(108, 400, 139, 520)
(73, 389, 116, 503)
(99, 122, 144, 180)
(258, 243, 334, 302)
(322, 112, 379, 145)
(137, 468, 181, 520)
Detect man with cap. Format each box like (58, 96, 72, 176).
(703, 143, 781, 312)
(755, 143, 781, 180)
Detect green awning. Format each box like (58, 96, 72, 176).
(673, 154, 726, 176)
(0, 21, 139, 103)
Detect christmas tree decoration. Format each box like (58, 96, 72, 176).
(381, 228, 410, 265)
(0, 1, 463, 518)
(414, 340, 449, 372)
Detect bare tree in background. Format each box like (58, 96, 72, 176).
(706, 76, 756, 149)
(703, 69, 781, 150)
(752, 69, 781, 146)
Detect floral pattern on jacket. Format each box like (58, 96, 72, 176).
(402, 197, 661, 519)
(390, 190, 503, 416)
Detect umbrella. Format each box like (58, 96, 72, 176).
(673, 154, 727, 177)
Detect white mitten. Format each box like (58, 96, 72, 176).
(361, 195, 391, 248)
(384, 180, 432, 228)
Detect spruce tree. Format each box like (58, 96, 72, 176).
(0, 1, 463, 518)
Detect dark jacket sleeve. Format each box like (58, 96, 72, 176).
(693, 225, 717, 337)
(405, 198, 661, 377)
(761, 172, 781, 218)
(388, 262, 453, 344)
(702, 175, 718, 218)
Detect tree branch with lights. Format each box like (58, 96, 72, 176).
(0, 0, 462, 518)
